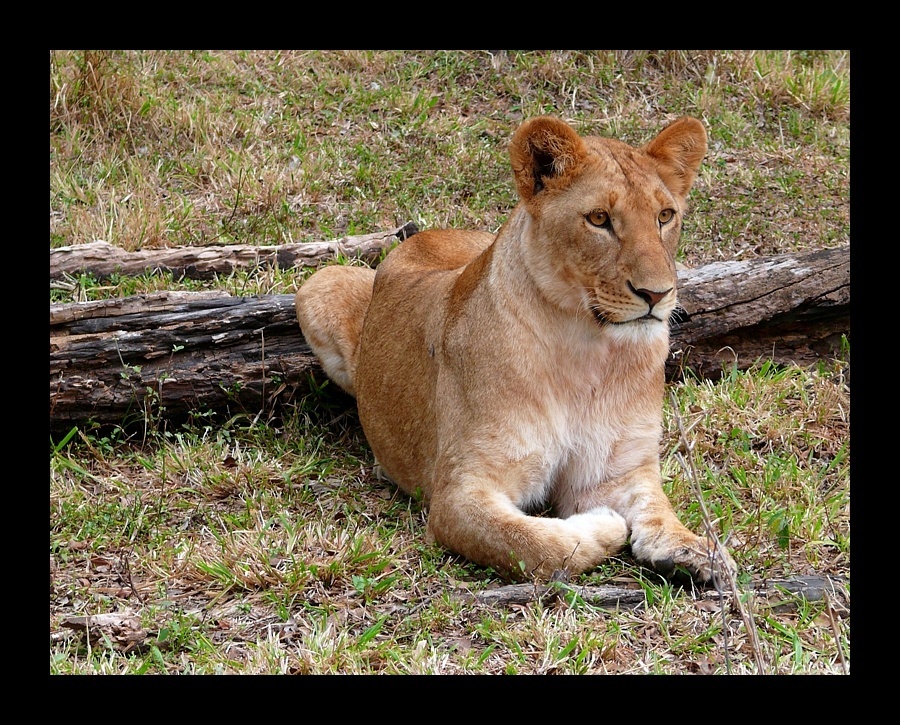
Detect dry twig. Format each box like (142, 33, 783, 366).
(669, 390, 767, 674)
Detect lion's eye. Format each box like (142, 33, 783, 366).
(586, 210, 610, 227)
(658, 209, 675, 224)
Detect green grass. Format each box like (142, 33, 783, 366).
(50, 50, 849, 674)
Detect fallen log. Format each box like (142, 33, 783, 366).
(49, 245, 849, 430)
(50, 290, 317, 430)
(49, 222, 419, 281)
(666, 245, 849, 380)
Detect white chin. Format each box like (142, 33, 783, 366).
(607, 318, 668, 344)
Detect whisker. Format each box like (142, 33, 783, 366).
(669, 304, 688, 325)
(589, 304, 611, 328)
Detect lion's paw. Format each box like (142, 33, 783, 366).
(565, 506, 630, 554)
(634, 532, 736, 586)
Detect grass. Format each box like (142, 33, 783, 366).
(50, 50, 849, 675)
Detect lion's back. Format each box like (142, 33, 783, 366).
(379, 229, 494, 277)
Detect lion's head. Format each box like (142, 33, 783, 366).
(508, 116, 707, 336)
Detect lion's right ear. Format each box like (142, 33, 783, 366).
(509, 116, 588, 201)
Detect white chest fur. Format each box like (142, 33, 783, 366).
(500, 320, 667, 516)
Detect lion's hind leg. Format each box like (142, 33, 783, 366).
(295, 265, 376, 398)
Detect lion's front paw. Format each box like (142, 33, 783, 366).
(634, 532, 736, 586)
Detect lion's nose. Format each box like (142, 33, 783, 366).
(630, 284, 671, 310)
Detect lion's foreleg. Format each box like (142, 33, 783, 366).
(577, 464, 736, 584)
(426, 474, 628, 580)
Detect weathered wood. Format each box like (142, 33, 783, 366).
(668, 245, 850, 380)
(49, 222, 419, 281)
(464, 581, 647, 609)
(49, 245, 849, 430)
(50, 290, 317, 429)
(460, 575, 848, 612)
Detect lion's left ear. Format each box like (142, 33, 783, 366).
(509, 116, 588, 201)
(643, 117, 708, 198)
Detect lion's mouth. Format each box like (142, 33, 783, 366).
(591, 307, 661, 327)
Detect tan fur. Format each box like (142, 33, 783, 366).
(296, 116, 736, 582)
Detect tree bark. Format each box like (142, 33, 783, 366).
(49, 222, 419, 281)
(667, 245, 849, 380)
(49, 245, 849, 430)
(50, 290, 318, 430)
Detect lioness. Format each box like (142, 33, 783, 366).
(296, 115, 736, 584)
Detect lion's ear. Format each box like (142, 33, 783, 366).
(509, 116, 588, 201)
(643, 116, 708, 199)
